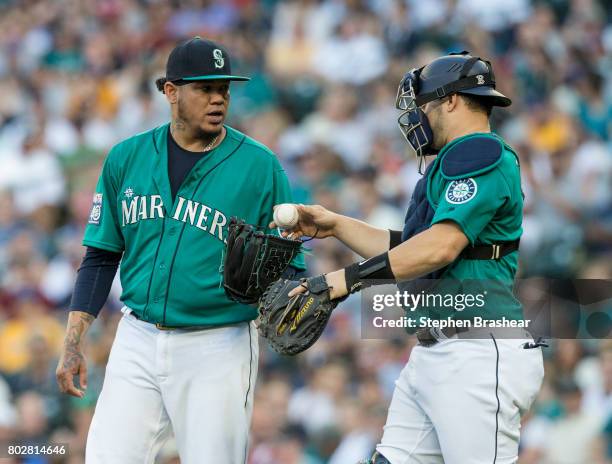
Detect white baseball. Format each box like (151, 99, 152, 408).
(273, 204, 299, 229)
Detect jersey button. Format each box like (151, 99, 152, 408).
(159, 263, 166, 270)
(168, 228, 176, 236)
(153, 297, 160, 303)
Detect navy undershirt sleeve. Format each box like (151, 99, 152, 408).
(69, 246, 122, 317)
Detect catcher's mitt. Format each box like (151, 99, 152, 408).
(257, 275, 344, 355)
(222, 217, 302, 305)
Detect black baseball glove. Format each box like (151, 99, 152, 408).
(222, 217, 302, 305)
(257, 275, 345, 355)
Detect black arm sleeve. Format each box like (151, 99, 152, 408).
(68, 246, 122, 317)
(389, 230, 403, 249)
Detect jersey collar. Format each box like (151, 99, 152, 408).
(151, 123, 245, 211)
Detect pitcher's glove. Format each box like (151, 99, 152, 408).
(257, 275, 345, 355)
(223, 217, 302, 305)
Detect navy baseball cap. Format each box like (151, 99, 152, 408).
(165, 36, 250, 82)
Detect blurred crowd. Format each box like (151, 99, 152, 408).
(0, 0, 611, 462)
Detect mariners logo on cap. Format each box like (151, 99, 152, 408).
(446, 178, 477, 204)
(213, 49, 224, 69)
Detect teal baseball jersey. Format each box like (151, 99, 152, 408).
(401, 132, 524, 322)
(83, 123, 305, 327)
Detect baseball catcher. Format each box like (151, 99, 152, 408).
(261, 52, 545, 464)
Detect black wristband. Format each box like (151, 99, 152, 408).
(344, 252, 396, 294)
(389, 230, 403, 249)
(344, 263, 362, 294)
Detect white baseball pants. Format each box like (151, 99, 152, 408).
(86, 309, 258, 464)
(377, 334, 544, 464)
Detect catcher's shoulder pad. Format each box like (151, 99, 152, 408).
(440, 134, 503, 180)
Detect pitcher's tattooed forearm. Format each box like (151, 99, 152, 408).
(64, 312, 94, 349)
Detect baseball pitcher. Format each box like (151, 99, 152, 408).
(55, 37, 304, 463)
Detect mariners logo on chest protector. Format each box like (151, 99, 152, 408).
(445, 178, 477, 204)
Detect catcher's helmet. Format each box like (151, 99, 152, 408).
(396, 51, 510, 169)
(412, 51, 510, 107)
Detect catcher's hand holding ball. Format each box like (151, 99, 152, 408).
(269, 204, 338, 239)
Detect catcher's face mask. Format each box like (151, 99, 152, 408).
(396, 69, 437, 173)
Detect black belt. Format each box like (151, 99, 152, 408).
(416, 326, 470, 347)
(128, 311, 233, 331)
(459, 239, 520, 260)
(416, 326, 548, 348)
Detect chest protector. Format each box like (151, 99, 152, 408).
(400, 162, 447, 285)
(401, 162, 436, 243)
(399, 134, 505, 289)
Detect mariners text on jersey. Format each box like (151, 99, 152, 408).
(120, 194, 228, 243)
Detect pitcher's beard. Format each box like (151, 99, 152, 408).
(177, 102, 223, 147)
(193, 126, 222, 144)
